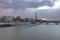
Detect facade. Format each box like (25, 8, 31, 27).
(0, 16, 14, 23)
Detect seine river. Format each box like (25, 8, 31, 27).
(0, 24, 60, 40)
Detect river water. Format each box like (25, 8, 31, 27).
(0, 24, 60, 40)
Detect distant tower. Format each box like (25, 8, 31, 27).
(35, 12, 37, 20)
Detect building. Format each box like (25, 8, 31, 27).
(0, 16, 14, 23)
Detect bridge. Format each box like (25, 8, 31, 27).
(32, 20, 60, 25)
(40, 20, 60, 25)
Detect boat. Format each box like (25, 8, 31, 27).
(0, 23, 15, 27)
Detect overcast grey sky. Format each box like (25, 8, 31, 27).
(0, 0, 60, 19)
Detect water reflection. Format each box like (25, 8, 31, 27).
(0, 25, 60, 40)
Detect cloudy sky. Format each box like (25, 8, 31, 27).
(0, 0, 60, 19)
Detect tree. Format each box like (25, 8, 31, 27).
(12, 17, 16, 22)
(15, 16, 22, 22)
(24, 18, 29, 22)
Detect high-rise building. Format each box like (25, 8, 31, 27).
(35, 12, 37, 20)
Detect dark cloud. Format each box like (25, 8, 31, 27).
(0, 0, 55, 9)
(12, 8, 60, 19)
(36, 9, 60, 19)
(0, 0, 60, 19)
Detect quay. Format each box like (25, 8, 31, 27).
(0, 20, 59, 27)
